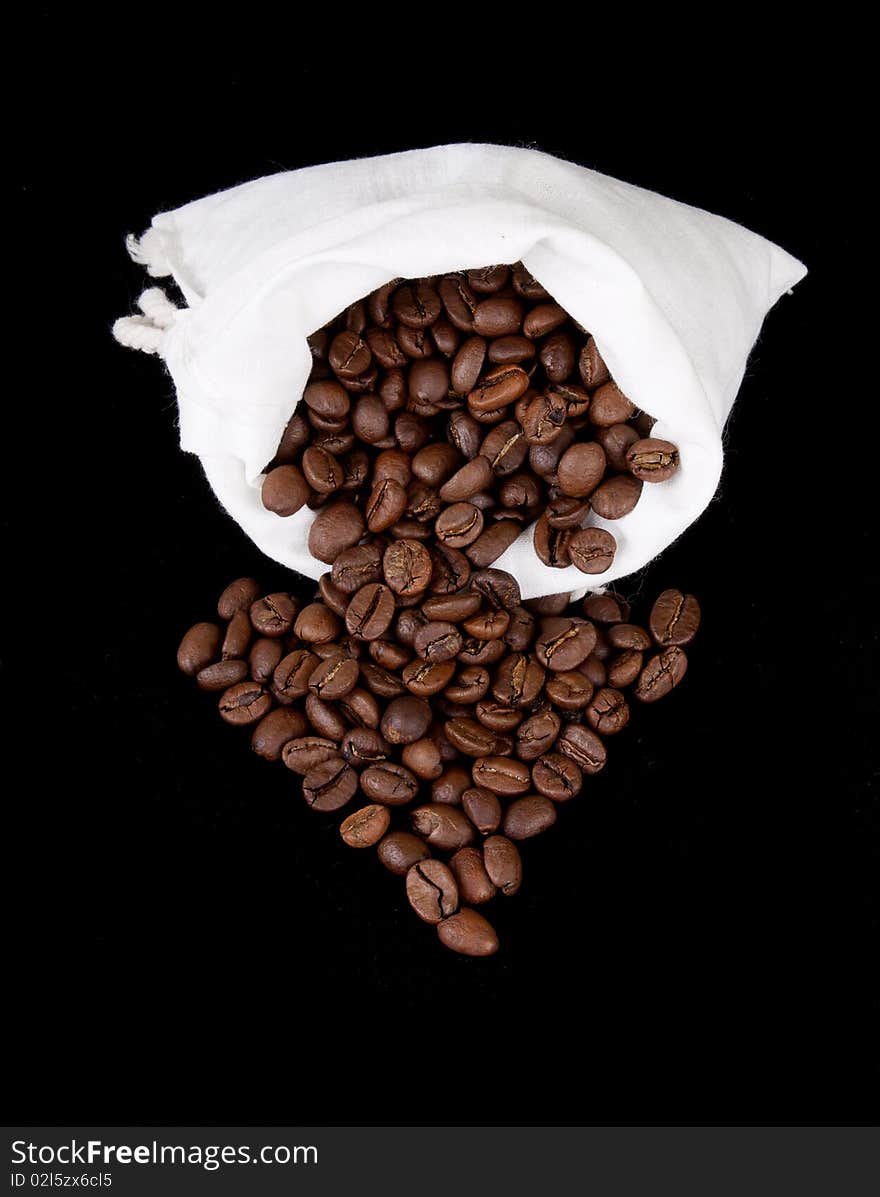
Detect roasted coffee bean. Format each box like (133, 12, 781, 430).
(302, 756, 357, 811)
(412, 443, 461, 487)
(511, 264, 549, 300)
(532, 752, 583, 801)
(468, 365, 530, 414)
(273, 649, 319, 700)
(591, 629, 612, 662)
(402, 737, 444, 780)
(456, 793, 500, 843)
(471, 568, 521, 611)
(197, 659, 248, 691)
(431, 319, 460, 357)
(544, 669, 594, 711)
(461, 609, 510, 641)
(305, 693, 348, 740)
(218, 681, 271, 726)
(368, 280, 399, 326)
(303, 379, 350, 420)
(373, 448, 412, 488)
(529, 422, 574, 477)
(569, 528, 617, 574)
(585, 687, 630, 734)
(250, 594, 298, 637)
(429, 544, 471, 594)
(361, 761, 420, 805)
(590, 381, 636, 426)
(445, 718, 499, 757)
(483, 835, 522, 896)
(344, 583, 395, 641)
(308, 653, 359, 700)
(262, 464, 310, 516)
(367, 326, 409, 368)
(294, 603, 341, 644)
(409, 357, 451, 407)
(535, 617, 597, 671)
(407, 860, 459, 923)
(578, 336, 610, 389)
(479, 421, 528, 475)
(473, 296, 523, 337)
(557, 442, 607, 497)
(378, 831, 430, 876)
(450, 847, 496, 905)
(533, 517, 572, 568)
(607, 649, 644, 688)
(369, 639, 410, 670)
(474, 701, 523, 732)
(340, 803, 391, 848)
(437, 908, 499, 956)
(488, 334, 535, 364)
(339, 685, 381, 729)
(421, 591, 482, 622)
(634, 646, 688, 702)
(546, 495, 591, 529)
(393, 281, 442, 328)
(177, 622, 223, 676)
(471, 755, 531, 795)
(318, 575, 350, 618)
(589, 474, 643, 520)
(504, 606, 535, 651)
(595, 423, 640, 471)
(221, 609, 252, 660)
(439, 455, 493, 502)
(515, 709, 561, 761)
(249, 637, 284, 683)
(503, 795, 557, 840)
(396, 323, 434, 359)
(360, 661, 406, 699)
(626, 437, 679, 481)
(250, 708, 308, 761)
(302, 445, 342, 494)
(402, 657, 456, 697)
(423, 765, 465, 806)
(464, 520, 521, 567)
(557, 723, 607, 774)
(435, 503, 484, 548)
(468, 264, 509, 293)
(273, 412, 310, 464)
(380, 695, 432, 744)
(447, 409, 483, 458)
(607, 623, 652, 651)
(499, 473, 541, 508)
(526, 593, 570, 616)
(583, 592, 630, 624)
(539, 329, 577, 381)
(492, 653, 546, 707)
(383, 539, 433, 596)
(414, 621, 463, 663)
(308, 500, 366, 564)
(340, 727, 390, 768)
(352, 395, 390, 444)
(218, 577, 261, 620)
(649, 589, 701, 647)
(331, 544, 383, 596)
(282, 736, 345, 775)
(410, 804, 475, 851)
(523, 302, 568, 338)
(365, 478, 407, 532)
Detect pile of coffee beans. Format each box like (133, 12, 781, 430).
(178, 572, 700, 955)
(261, 263, 680, 575)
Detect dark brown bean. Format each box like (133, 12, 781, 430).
(410, 804, 475, 851)
(557, 723, 607, 775)
(340, 804, 391, 848)
(262, 465, 310, 516)
(648, 590, 701, 647)
(436, 908, 499, 956)
(634, 646, 688, 702)
(450, 847, 496, 905)
(217, 577, 261, 621)
(281, 736, 339, 775)
(569, 528, 617, 574)
(308, 501, 366, 564)
(590, 381, 636, 426)
(585, 687, 630, 734)
(196, 659, 248, 691)
(218, 682, 271, 727)
(177, 622, 223, 676)
(302, 756, 357, 811)
(557, 442, 607, 498)
(589, 474, 643, 520)
(471, 755, 531, 795)
(345, 583, 395, 641)
(503, 795, 557, 840)
(251, 707, 308, 761)
(483, 835, 522, 896)
(407, 860, 460, 923)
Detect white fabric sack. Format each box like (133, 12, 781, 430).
(114, 144, 806, 599)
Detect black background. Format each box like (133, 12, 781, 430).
(8, 22, 877, 1124)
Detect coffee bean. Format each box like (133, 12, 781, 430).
(462, 787, 502, 834)
(626, 437, 680, 482)
(367, 326, 409, 368)
(428, 765, 469, 805)
(302, 756, 358, 811)
(521, 390, 567, 445)
(443, 717, 498, 757)
(365, 478, 407, 532)
(546, 495, 590, 529)
(479, 421, 528, 475)
(557, 723, 607, 774)
(471, 755, 531, 795)
(402, 657, 456, 697)
(331, 544, 383, 595)
(488, 334, 535, 364)
(533, 516, 572, 568)
(461, 609, 510, 641)
(468, 365, 530, 414)
(503, 606, 535, 651)
(585, 687, 630, 734)
(436, 908, 499, 956)
(273, 649, 319, 700)
(532, 752, 583, 801)
(431, 319, 460, 357)
(471, 568, 521, 611)
(308, 653, 359, 700)
(544, 669, 594, 711)
(262, 464, 310, 516)
(634, 646, 688, 702)
(569, 527, 617, 574)
(607, 624, 652, 651)
(177, 622, 223, 676)
(406, 859, 460, 923)
(523, 302, 568, 338)
(465, 520, 521, 567)
(251, 707, 308, 761)
(589, 381, 636, 426)
(413, 621, 463, 664)
(294, 603, 341, 644)
(557, 442, 607, 498)
(340, 804, 391, 848)
(303, 379, 350, 420)
(402, 737, 443, 780)
(422, 591, 482, 623)
(535, 617, 597, 671)
(380, 695, 431, 744)
(250, 594, 298, 638)
(607, 649, 644, 688)
(515, 708, 561, 761)
(502, 794, 557, 840)
(447, 410, 483, 459)
(383, 539, 433, 597)
(249, 637, 284, 683)
(351, 395, 390, 444)
(468, 264, 509, 293)
(473, 297, 523, 337)
(318, 575, 350, 618)
(438, 456, 493, 503)
(217, 577, 261, 620)
(583, 592, 630, 624)
(308, 500, 366, 564)
(373, 448, 412, 488)
(281, 736, 339, 775)
(345, 583, 395, 641)
(196, 659, 248, 691)
(273, 413, 310, 464)
(360, 661, 407, 699)
(435, 503, 484, 548)
(450, 847, 496, 905)
(578, 336, 610, 389)
(483, 835, 522, 895)
(649, 589, 701, 647)
(377, 830, 431, 875)
(302, 446, 342, 494)
(393, 281, 442, 328)
(589, 474, 643, 520)
(410, 804, 475, 851)
(409, 357, 451, 407)
(218, 681, 271, 726)
(595, 423, 640, 472)
(340, 727, 391, 769)
(540, 329, 577, 381)
(492, 653, 545, 707)
(221, 609, 252, 660)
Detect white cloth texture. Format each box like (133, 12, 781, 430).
(114, 143, 806, 598)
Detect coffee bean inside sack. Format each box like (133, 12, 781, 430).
(262, 264, 681, 576)
(178, 572, 700, 956)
